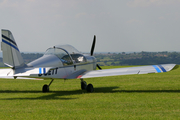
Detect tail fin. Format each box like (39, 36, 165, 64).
(1, 29, 25, 69)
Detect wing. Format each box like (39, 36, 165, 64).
(77, 64, 177, 79)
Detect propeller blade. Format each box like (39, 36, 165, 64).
(96, 64, 102, 70)
(90, 35, 96, 56)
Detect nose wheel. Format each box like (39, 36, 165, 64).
(42, 84, 49, 92)
(81, 79, 94, 92)
(42, 79, 54, 92)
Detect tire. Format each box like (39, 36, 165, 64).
(86, 84, 94, 93)
(81, 81, 87, 90)
(42, 84, 49, 93)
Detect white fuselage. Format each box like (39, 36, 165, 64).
(27, 54, 97, 79)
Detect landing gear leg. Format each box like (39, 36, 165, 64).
(42, 79, 54, 93)
(80, 79, 94, 93)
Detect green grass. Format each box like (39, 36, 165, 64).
(0, 65, 180, 119)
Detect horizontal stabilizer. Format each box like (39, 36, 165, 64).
(0, 67, 53, 79)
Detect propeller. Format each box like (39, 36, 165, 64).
(90, 35, 102, 70)
(90, 35, 96, 56)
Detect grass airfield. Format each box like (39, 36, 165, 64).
(0, 66, 180, 119)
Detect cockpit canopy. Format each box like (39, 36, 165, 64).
(44, 45, 86, 66)
(28, 45, 94, 68)
(55, 45, 80, 54)
(45, 45, 80, 54)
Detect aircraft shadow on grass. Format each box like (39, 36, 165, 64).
(0, 86, 180, 100)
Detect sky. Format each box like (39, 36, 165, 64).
(0, 0, 180, 53)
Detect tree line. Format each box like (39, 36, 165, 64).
(0, 51, 180, 67)
(94, 51, 180, 66)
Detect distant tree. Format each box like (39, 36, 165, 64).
(122, 52, 125, 55)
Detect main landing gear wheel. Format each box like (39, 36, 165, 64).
(81, 81, 87, 90)
(86, 84, 94, 92)
(80, 79, 94, 93)
(42, 84, 49, 92)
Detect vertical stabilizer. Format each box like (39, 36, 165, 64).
(1, 29, 25, 68)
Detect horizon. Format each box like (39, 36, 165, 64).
(1, 50, 180, 58)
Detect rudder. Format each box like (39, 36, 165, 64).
(1, 29, 25, 68)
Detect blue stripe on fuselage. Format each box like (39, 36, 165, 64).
(2, 39, 19, 51)
(39, 68, 42, 74)
(153, 65, 161, 73)
(43, 68, 46, 74)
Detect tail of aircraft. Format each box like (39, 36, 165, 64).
(1, 29, 25, 69)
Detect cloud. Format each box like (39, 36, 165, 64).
(158, 16, 164, 20)
(76, 12, 87, 18)
(0, 0, 18, 8)
(126, 19, 142, 24)
(127, 0, 180, 7)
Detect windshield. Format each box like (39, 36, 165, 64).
(44, 48, 73, 65)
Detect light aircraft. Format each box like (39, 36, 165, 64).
(0, 29, 177, 92)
